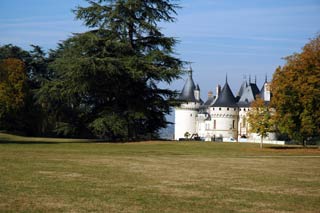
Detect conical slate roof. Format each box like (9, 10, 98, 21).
(203, 96, 215, 107)
(211, 82, 237, 107)
(195, 84, 200, 90)
(238, 83, 261, 107)
(250, 83, 260, 97)
(259, 76, 268, 100)
(236, 81, 247, 98)
(178, 70, 197, 102)
(259, 84, 265, 100)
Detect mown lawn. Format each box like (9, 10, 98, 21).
(0, 133, 319, 212)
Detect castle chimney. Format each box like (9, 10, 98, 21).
(264, 82, 271, 101)
(194, 84, 200, 101)
(208, 91, 213, 98)
(216, 85, 221, 98)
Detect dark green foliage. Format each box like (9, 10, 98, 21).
(0, 44, 54, 85)
(0, 44, 31, 63)
(89, 113, 128, 139)
(0, 44, 53, 136)
(28, 45, 55, 88)
(0, 0, 183, 139)
(36, 0, 183, 139)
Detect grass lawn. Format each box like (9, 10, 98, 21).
(0, 133, 319, 212)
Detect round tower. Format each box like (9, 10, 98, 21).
(209, 77, 238, 141)
(174, 69, 201, 140)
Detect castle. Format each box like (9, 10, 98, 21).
(174, 69, 276, 142)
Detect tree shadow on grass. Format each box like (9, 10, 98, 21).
(268, 146, 319, 150)
(0, 140, 101, 145)
(0, 139, 153, 145)
(0, 141, 59, 144)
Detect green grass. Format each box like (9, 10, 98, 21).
(0, 133, 319, 212)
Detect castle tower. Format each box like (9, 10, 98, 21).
(174, 69, 201, 140)
(209, 77, 238, 141)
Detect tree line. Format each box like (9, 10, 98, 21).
(0, 0, 319, 144)
(0, 0, 183, 140)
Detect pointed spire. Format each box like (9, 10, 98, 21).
(243, 74, 248, 86)
(188, 66, 192, 77)
(249, 75, 251, 84)
(226, 73, 228, 83)
(178, 65, 198, 102)
(195, 84, 200, 90)
(211, 81, 237, 107)
(265, 74, 268, 83)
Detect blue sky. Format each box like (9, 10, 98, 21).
(1, 0, 319, 99)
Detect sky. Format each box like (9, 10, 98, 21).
(1, 0, 320, 101)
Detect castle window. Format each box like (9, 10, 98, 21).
(234, 108, 236, 111)
(232, 120, 235, 129)
(239, 108, 241, 111)
(212, 108, 215, 110)
(205, 123, 209, 130)
(214, 120, 216, 129)
(190, 113, 192, 117)
(244, 108, 246, 111)
(227, 108, 229, 111)
(219, 108, 221, 111)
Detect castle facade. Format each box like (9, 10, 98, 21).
(174, 69, 276, 142)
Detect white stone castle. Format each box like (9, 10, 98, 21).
(174, 69, 277, 142)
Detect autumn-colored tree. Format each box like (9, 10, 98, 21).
(247, 97, 273, 148)
(0, 58, 27, 130)
(0, 44, 59, 136)
(271, 35, 320, 146)
(0, 59, 26, 111)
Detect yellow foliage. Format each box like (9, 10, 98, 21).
(271, 35, 320, 143)
(0, 58, 27, 112)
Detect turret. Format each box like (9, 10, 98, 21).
(209, 76, 238, 141)
(174, 67, 201, 140)
(177, 69, 197, 102)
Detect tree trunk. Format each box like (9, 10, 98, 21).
(260, 136, 263, 149)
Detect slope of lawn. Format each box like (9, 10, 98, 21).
(0, 133, 319, 212)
